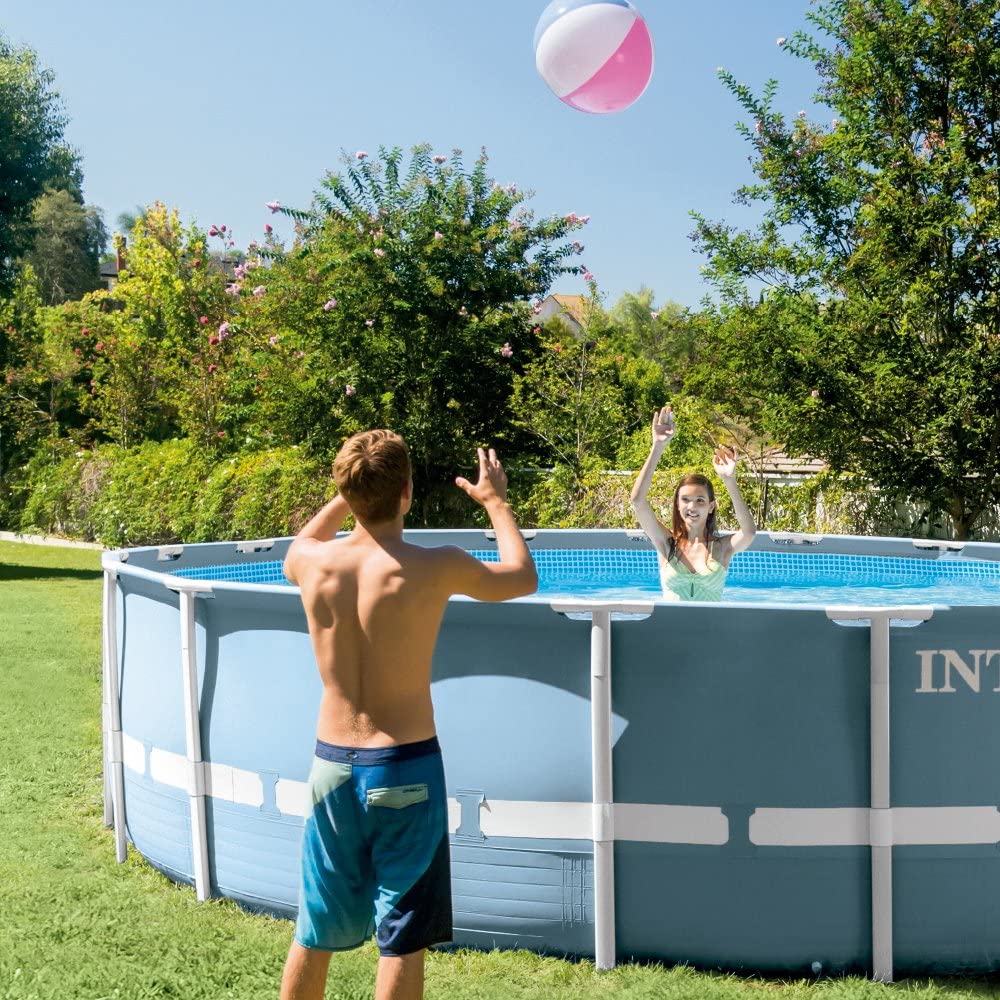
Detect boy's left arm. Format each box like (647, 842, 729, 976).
(283, 495, 352, 584)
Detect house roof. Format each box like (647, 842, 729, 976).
(547, 293, 588, 326)
(750, 448, 828, 478)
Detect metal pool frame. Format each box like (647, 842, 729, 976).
(101, 529, 1000, 980)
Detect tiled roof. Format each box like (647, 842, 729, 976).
(751, 449, 828, 477)
(548, 293, 588, 325)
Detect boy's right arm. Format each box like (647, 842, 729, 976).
(443, 448, 538, 602)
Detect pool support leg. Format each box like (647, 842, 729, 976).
(103, 568, 127, 863)
(869, 613, 892, 984)
(591, 609, 616, 971)
(178, 588, 212, 902)
(101, 571, 112, 829)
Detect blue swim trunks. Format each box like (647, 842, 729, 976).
(294, 735, 452, 957)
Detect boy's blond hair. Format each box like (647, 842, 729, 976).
(333, 429, 411, 523)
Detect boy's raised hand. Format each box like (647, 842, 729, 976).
(456, 447, 508, 507)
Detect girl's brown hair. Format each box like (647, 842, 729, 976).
(666, 474, 718, 558)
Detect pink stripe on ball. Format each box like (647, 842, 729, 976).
(560, 15, 653, 114)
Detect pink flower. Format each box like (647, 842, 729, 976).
(345, 384, 356, 396)
(434, 231, 444, 241)
(616, 355, 624, 363)
(565, 212, 579, 223)
(264, 223, 272, 234)
(572, 241, 582, 251)
(510, 221, 523, 231)
(651, 311, 660, 320)
(798, 109, 806, 118)
(433, 154, 447, 164)
(532, 305, 542, 315)
(507, 183, 517, 194)
(323, 298, 338, 312)
(220, 225, 226, 233)
(218, 322, 230, 337)
(253, 285, 266, 297)
(355, 150, 368, 160)
(199, 316, 209, 325)
(217, 430, 225, 438)
(269, 335, 280, 345)
(73, 347, 82, 356)
(811, 389, 821, 398)
(209, 335, 219, 346)
(193, 258, 201, 267)
(373, 248, 386, 258)
(777, 36, 787, 46)
(208, 226, 219, 237)
(89, 379, 94, 387)
(265, 201, 281, 212)
(754, 120, 763, 135)
(294, 351, 306, 359)
(227, 240, 235, 247)
(500, 343, 513, 358)
(583, 271, 595, 282)
(365, 319, 375, 328)
(208, 363, 217, 373)
(81, 328, 90, 336)
(95, 342, 104, 351)
(580, 215, 590, 224)
(226, 284, 241, 297)
(533, 326, 542, 335)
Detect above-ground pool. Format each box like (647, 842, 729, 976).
(101, 529, 1000, 981)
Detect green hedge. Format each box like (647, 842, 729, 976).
(8, 441, 336, 547)
(2, 440, 963, 547)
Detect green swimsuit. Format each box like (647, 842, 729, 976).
(658, 540, 728, 602)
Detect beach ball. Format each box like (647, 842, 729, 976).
(534, 0, 654, 114)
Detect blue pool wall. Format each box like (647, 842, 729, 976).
(106, 530, 1000, 975)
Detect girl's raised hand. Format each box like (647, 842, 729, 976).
(712, 445, 738, 479)
(652, 405, 676, 446)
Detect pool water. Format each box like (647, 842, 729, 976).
(174, 548, 1000, 606)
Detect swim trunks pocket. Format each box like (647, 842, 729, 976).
(367, 784, 429, 809)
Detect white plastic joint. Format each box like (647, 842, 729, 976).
(870, 808, 893, 848)
(593, 802, 614, 843)
(109, 730, 124, 765)
(188, 760, 207, 797)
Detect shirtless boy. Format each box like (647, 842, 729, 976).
(279, 430, 538, 1000)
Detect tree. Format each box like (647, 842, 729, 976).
(690, 0, 1000, 538)
(0, 34, 79, 295)
(23, 188, 107, 304)
(606, 288, 700, 378)
(511, 293, 666, 478)
(247, 144, 586, 524)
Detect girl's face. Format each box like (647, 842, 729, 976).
(676, 485, 715, 529)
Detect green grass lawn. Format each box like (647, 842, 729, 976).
(2, 538, 999, 999)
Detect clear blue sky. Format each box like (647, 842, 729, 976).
(5, 0, 826, 308)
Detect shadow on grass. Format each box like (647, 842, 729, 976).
(0, 563, 102, 582)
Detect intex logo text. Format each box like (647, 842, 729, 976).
(915, 649, 1000, 693)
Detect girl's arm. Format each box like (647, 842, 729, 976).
(630, 406, 675, 556)
(712, 447, 757, 556)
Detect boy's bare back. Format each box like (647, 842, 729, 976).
(284, 445, 538, 749)
(294, 536, 456, 747)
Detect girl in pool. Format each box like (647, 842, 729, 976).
(630, 405, 757, 601)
